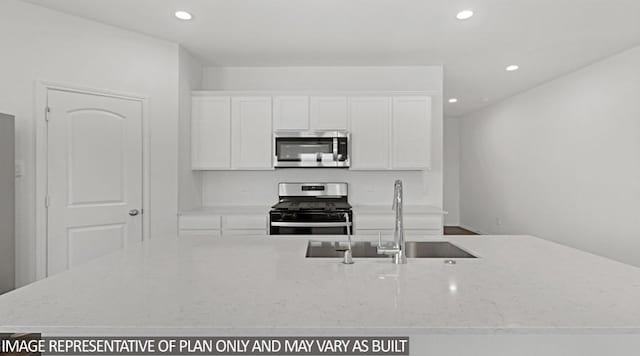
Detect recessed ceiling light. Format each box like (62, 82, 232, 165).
(456, 10, 474, 20)
(505, 65, 520, 72)
(175, 11, 193, 20)
(448, 98, 458, 103)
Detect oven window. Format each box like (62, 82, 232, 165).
(270, 226, 350, 235)
(276, 138, 333, 161)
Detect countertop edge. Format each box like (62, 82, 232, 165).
(4, 326, 640, 336)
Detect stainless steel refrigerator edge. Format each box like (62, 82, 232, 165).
(0, 113, 15, 294)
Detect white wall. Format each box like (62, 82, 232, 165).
(0, 0, 180, 286)
(178, 47, 203, 211)
(459, 45, 640, 266)
(200, 66, 443, 208)
(443, 117, 460, 225)
(203, 66, 443, 91)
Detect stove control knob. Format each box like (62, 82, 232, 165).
(282, 212, 295, 219)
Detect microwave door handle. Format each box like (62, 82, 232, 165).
(333, 137, 338, 162)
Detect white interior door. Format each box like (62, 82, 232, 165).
(46, 89, 143, 276)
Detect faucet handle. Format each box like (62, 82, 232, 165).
(342, 249, 354, 264)
(377, 232, 400, 255)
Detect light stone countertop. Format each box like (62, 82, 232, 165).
(1, 235, 640, 335)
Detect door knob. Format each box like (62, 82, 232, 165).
(129, 209, 140, 216)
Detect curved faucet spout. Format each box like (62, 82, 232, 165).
(378, 180, 407, 264)
(342, 212, 354, 264)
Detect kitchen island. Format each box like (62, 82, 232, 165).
(2, 235, 640, 355)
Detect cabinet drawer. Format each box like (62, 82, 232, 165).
(179, 230, 221, 237)
(222, 215, 268, 229)
(355, 229, 393, 237)
(404, 215, 442, 230)
(179, 215, 221, 230)
(222, 229, 267, 237)
(355, 215, 395, 230)
(404, 229, 443, 237)
(355, 228, 442, 237)
(356, 213, 442, 230)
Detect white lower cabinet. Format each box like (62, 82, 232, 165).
(179, 211, 442, 237)
(178, 214, 222, 236)
(222, 229, 268, 237)
(354, 214, 395, 230)
(221, 214, 268, 236)
(354, 212, 443, 236)
(180, 230, 222, 237)
(404, 229, 443, 238)
(179, 212, 268, 237)
(404, 214, 442, 229)
(356, 229, 442, 238)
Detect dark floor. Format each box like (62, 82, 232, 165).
(444, 226, 478, 235)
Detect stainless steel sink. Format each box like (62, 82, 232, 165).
(404, 241, 476, 258)
(306, 240, 476, 258)
(305, 241, 386, 258)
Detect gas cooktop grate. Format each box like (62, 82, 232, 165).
(271, 200, 351, 211)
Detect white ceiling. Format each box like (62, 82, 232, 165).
(24, 0, 640, 116)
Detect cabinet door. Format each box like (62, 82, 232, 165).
(231, 96, 273, 169)
(310, 96, 348, 130)
(392, 96, 432, 169)
(349, 97, 392, 170)
(273, 96, 309, 130)
(191, 96, 231, 169)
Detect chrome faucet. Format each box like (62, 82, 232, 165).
(342, 212, 354, 264)
(377, 180, 407, 264)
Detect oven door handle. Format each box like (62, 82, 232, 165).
(271, 222, 352, 227)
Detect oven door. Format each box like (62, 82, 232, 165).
(269, 211, 353, 235)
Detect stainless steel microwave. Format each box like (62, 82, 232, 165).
(274, 131, 350, 168)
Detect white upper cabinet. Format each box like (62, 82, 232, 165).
(392, 96, 432, 169)
(349, 97, 392, 170)
(191, 92, 432, 171)
(231, 96, 273, 170)
(273, 96, 309, 130)
(191, 96, 231, 169)
(310, 96, 348, 130)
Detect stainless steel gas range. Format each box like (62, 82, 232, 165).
(269, 183, 353, 235)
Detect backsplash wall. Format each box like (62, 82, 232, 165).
(202, 170, 435, 207)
